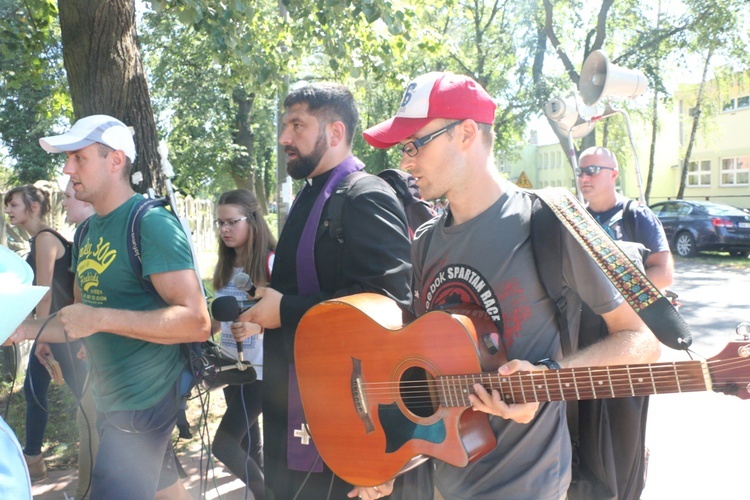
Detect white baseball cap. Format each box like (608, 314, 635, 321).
(40, 114, 137, 162)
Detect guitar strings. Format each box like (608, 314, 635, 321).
(353, 357, 749, 409)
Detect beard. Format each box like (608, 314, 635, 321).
(286, 130, 328, 180)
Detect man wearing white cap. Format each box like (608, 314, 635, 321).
(363, 72, 660, 499)
(12, 114, 210, 499)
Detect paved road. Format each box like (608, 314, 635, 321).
(641, 258, 750, 500)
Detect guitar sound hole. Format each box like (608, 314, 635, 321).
(400, 367, 437, 418)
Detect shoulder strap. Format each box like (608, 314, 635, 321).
(74, 216, 93, 250)
(622, 198, 637, 240)
(530, 196, 574, 357)
(128, 197, 172, 298)
(533, 188, 691, 350)
(327, 170, 369, 244)
(37, 228, 70, 247)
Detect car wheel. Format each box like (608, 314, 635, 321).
(674, 232, 697, 257)
(729, 250, 749, 258)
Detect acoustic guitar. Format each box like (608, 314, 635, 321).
(294, 293, 750, 486)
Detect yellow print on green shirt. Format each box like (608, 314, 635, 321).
(77, 236, 117, 292)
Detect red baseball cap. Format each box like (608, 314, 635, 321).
(363, 72, 496, 149)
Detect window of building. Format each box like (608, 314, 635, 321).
(687, 160, 711, 187)
(723, 95, 750, 112)
(720, 156, 750, 186)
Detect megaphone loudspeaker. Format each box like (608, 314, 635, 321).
(579, 50, 648, 106)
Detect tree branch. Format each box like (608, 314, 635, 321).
(542, 0, 578, 84)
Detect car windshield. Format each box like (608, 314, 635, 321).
(702, 203, 748, 216)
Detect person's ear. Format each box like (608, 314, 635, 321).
(109, 150, 127, 173)
(457, 119, 479, 150)
(328, 121, 346, 148)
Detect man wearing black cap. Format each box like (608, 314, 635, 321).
(11, 114, 210, 499)
(363, 72, 660, 499)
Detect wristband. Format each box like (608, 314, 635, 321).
(535, 358, 561, 370)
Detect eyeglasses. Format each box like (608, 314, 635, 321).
(575, 165, 616, 177)
(214, 217, 248, 228)
(400, 121, 462, 157)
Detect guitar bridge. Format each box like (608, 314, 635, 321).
(351, 357, 375, 432)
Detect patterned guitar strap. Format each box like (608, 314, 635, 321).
(533, 188, 692, 351)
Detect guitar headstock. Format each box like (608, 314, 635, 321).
(708, 342, 750, 400)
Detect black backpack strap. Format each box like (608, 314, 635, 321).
(529, 193, 584, 478)
(128, 197, 172, 299)
(327, 170, 369, 244)
(74, 215, 93, 250)
(530, 196, 574, 357)
(622, 198, 637, 240)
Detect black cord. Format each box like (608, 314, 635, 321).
(291, 451, 323, 500)
(2, 343, 19, 421)
(26, 313, 85, 415)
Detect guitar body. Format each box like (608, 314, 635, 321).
(295, 293, 502, 486)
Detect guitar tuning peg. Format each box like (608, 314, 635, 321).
(736, 322, 750, 341)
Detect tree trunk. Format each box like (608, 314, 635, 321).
(230, 87, 267, 213)
(58, 0, 161, 193)
(677, 48, 713, 199)
(645, 91, 660, 203)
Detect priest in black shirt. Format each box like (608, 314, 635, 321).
(239, 83, 417, 500)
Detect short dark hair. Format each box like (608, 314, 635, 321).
(284, 83, 359, 145)
(96, 143, 133, 179)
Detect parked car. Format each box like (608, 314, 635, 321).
(649, 200, 750, 257)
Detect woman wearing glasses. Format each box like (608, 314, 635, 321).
(211, 189, 276, 499)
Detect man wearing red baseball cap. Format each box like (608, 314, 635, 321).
(363, 72, 659, 499)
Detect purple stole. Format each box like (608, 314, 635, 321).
(287, 155, 364, 472)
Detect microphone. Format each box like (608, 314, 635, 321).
(211, 295, 259, 364)
(232, 272, 255, 361)
(234, 272, 257, 296)
(211, 296, 259, 322)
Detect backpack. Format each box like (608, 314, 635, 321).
(328, 169, 436, 243)
(530, 196, 650, 500)
(375, 169, 437, 238)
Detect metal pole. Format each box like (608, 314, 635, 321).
(615, 109, 646, 204)
(276, 0, 290, 236)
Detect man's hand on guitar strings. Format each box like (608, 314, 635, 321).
(469, 359, 541, 424)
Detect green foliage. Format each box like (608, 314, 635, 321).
(0, 0, 71, 183)
(142, 7, 277, 199)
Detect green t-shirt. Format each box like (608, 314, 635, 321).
(73, 194, 195, 412)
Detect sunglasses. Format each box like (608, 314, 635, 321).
(575, 165, 616, 177)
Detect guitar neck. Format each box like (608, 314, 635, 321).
(437, 360, 712, 407)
